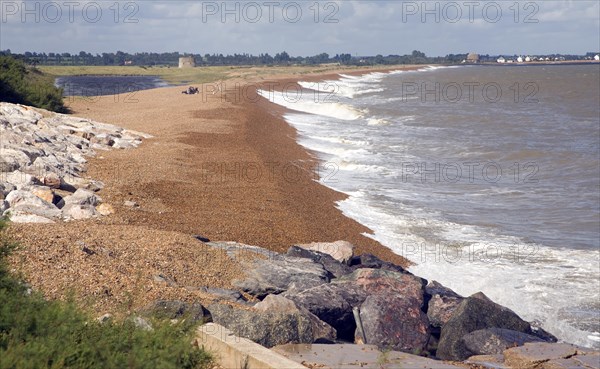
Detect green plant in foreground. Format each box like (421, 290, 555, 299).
(0, 219, 212, 369)
(0, 55, 68, 113)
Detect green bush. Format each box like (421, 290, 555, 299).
(0, 56, 67, 113)
(0, 220, 213, 369)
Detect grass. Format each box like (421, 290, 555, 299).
(0, 219, 213, 369)
(38, 63, 412, 85)
(39, 65, 232, 85)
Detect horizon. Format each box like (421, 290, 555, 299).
(1, 1, 599, 56)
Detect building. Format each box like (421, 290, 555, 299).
(497, 57, 506, 63)
(466, 53, 480, 63)
(178, 56, 196, 68)
(525, 56, 532, 62)
(595, 55, 600, 61)
(517, 56, 524, 63)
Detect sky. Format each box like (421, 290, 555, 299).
(1, 0, 599, 56)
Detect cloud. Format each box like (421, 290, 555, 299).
(0, 0, 598, 55)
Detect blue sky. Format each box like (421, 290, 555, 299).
(1, 0, 599, 56)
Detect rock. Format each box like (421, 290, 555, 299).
(112, 138, 136, 149)
(31, 186, 54, 203)
(295, 240, 355, 265)
(63, 188, 100, 206)
(357, 293, 431, 353)
(208, 295, 336, 347)
(336, 268, 426, 301)
(6, 210, 55, 223)
(197, 287, 246, 304)
(0, 183, 16, 198)
(143, 300, 211, 323)
(41, 172, 62, 189)
(437, 292, 533, 361)
(349, 253, 409, 274)
(124, 200, 138, 208)
(504, 342, 581, 369)
(61, 203, 98, 220)
(286, 245, 353, 278)
(232, 256, 330, 299)
(96, 203, 114, 216)
(96, 313, 112, 323)
(0, 200, 9, 214)
(3, 170, 38, 188)
(132, 316, 153, 331)
(461, 328, 544, 356)
(426, 281, 464, 328)
(285, 268, 427, 343)
(0, 148, 31, 171)
(285, 283, 356, 341)
(4, 190, 61, 219)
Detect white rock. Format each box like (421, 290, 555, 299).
(63, 188, 100, 206)
(6, 210, 55, 223)
(3, 171, 38, 189)
(61, 204, 98, 220)
(297, 240, 355, 265)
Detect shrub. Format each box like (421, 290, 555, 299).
(0, 219, 212, 369)
(0, 56, 68, 113)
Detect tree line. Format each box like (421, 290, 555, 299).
(1, 50, 464, 67)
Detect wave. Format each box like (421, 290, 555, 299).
(258, 89, 363, 120)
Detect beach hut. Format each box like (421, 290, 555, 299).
(497, 57, 506, 63)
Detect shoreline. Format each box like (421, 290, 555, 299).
(7, 65, 421, 314)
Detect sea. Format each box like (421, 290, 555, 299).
(55, 75, 170, 96)
(259, 64, 600, 348)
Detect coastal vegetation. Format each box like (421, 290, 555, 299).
(0, 55, 67, 113)
(0, 219, 213, 369)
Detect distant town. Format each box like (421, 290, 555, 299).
(464, 52, 600, 64)
(1, 49, 599, 67)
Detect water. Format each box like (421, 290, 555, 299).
(260, 64, 600, 348)
(55, 75, 170, 96)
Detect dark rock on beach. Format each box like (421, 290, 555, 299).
(461, 328, 544, 356)
(425, 280, 464, 329)
(208, 294, 336, 348)
(143, 300, 212, 323)
(436, 292, 533, 361)
(286, 245, 353, 279)
(358, 293, 431, 353)
(232, 255, 330, 298)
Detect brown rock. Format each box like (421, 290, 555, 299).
(504, 343, 579, 369)
(32, 187, 54, 203)
(41, 173, 62, 189)
(96, 203, 114, 216)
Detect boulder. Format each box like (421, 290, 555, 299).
(232, 256, 330, 298)
(143, 300, 211, 323)
(285, 282, 356, 340)
(31, 186, 55, 203)
(6, 210, 55, 223)
(358, 293, 431, 353)
(295, 240, 354, 265)
(286, 245, 353, 278)
(61, 203, 98, 220)
(63, 188, 100, 207)
(286, 268, 427, 343)
(96, 203, 114, 216)
(462, 328, 544, 356)
(41, 172, 62, 189)
(4, 190, 61, 219)
(3, 170, 38, 189)
(350, 253, 409, 274)
(208, 295, 336, 347)
(436, 292, 532, 361)
(425, 281, 464, 328)
(335, 268, 426, 301)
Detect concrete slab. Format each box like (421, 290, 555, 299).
(575, 353, 600, 369)
(466, 354, 509, 369)
(504, 343, 579, 368)
(272, 343, 464, 369)
(196, 323, 306, 369)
